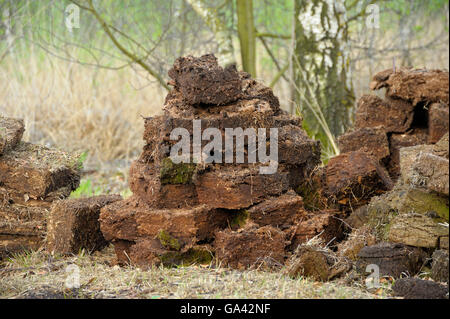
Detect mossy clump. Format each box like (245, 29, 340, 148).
(159, 248, 213, 267)
(159, 157, 196, 185)
(157, 230, 181, 251)
(230, 209, 249, 229)
(400, 189, 449, 221)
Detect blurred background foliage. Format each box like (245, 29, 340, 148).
(0, 0, 448, 165)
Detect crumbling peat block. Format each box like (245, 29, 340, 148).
(195, 166, 291, 210)
(387, 130, 429, 179)
(0, 116, 25, 155)
(0, 204, 47, 236)
(428, 103, 449, 144)
(277, 125, 321, 166)
(323, 151, 393, 208)
(286, 245, 351, 282)
(287, 210, 345, 250)
(408, 152, 449, 196)
(126, 240, 213, 268)
(337, 127, 390, 162)
(0, 142, 81, 198)
(47, 195, 122, 255)
(356, 242, 427, 278)
(399, 144, 435, 184)
(354, 95, 414, 133)
(129, 160, 198, 209)
(366, 184, 449, 241)
(393, 278, 448, 299)
(387, 213, 448, 249)
(370, 68, 449, 106)
(0, 204, 47, 258)
(168, 54, 243, 106)
(337, 226, 376, 261)
(440, 237, 449, 251)
(100, 197, 231, 250)
(214, 225, 287, 269)
(431, 250, 449, 284)
(246, 191, 306, 229)
(0, 185, 73, 208)
(433, 132, 449, 159)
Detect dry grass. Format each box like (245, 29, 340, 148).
(0, 55, 164, 167)
(0, 246, 382, 299)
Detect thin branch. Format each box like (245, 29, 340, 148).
(71, 0, 169, 90)
(255, 32, 290, 39)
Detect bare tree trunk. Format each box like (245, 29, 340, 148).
(185, 0, 236, 66)
(236, 0, 256, 77)
(292, 0, 355, 144)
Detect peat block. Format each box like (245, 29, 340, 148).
(0, 234, 43, 259)
(288, 210, 345, 250)
(337, 226, 376, 261)
(323, 151, 393, 208)
(387, 130, 429, 180)
(408, 152, 449, 196)
(195, 165, 291, 210)
(100, 197, 231, 250)
(388, 213, 448, 249)
(123, 239, 213, 268)
(47, 195, 122, 254)
(337, 126, 390, 162)
(428, 103, 449, 144)
(246, 191, 306, 229)
(433, 132, 449, 159)
(168, 54, 243, 106)
(356, 242, 427, 278)
(214, 225, 286, 269)
(0, 116, 25, 155)
(0, 142, 81, 198)
(393, 278, 448, 299)
(354, 95, 414, 133)
(370, 68, 449, 106)
(0, 185, 73, 208)
(129, 160, 198, 209)
(286, 245, 351, 281)
(431, 250, 449, 284)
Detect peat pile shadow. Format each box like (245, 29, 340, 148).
(0, 117, 81, 258)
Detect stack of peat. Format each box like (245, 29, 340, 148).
(299, 68, 449, 214)
(0, 116, 81, 259)
(99, 54, 344, 269)
(286, 69, 449, 295)
(335, 69, 448, 298)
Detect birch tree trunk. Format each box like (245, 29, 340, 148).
(292, 0, 355, 145)
(236, 0, 256, 77)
